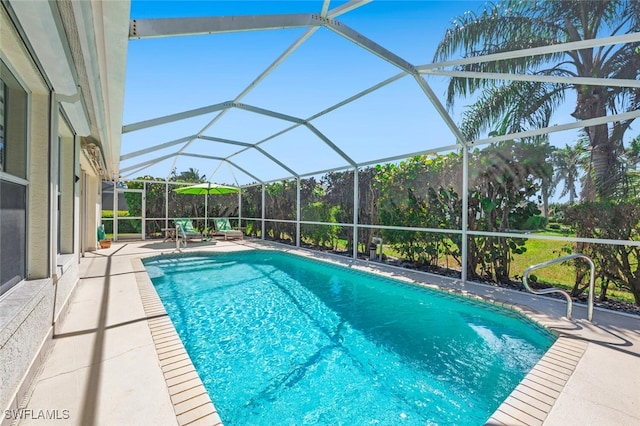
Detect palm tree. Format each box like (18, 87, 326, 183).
(626, 135, 640, 170)
(552, 142, 586, 204)
(434, 0, 640, 200)
(529, 137, 555, 217)
(176, 167, 205, 183)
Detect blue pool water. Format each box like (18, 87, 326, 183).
(144, 250, 555, 425)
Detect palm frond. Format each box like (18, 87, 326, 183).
(461, 80, 566, 142)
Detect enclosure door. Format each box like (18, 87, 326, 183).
(116, 188, 144, 241)
(101, 183, 145, 241)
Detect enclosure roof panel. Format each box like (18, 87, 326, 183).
(121, 1, 640, 185)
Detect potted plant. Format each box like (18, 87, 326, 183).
(98, 224, 111, 249)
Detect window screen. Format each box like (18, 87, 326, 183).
(0, 179, 26, 295)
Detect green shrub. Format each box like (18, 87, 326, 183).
(522, 215, 548, 230)
(101, 210, 129, 218)
(101, 211, 141, 233)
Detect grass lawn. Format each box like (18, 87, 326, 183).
(509, 230, 574, 286)
(375, 228, 637, 306)
(268, 230, 638, 306)
(510, 229, 636, 305)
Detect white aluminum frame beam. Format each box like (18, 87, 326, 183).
(122, 102, 230, 133)
(123, 100, 357, 174)
(179, 154, 263, 183)
(124, 1, 416, 183)
(127, 107, 635, 184)
(129, 0, 372, 40)
(194, 28, 317, 139)
(235, 103, 306, 124)
(120, 135, 196, 161)
(321, 18, 466, 145)
(124, 1, 456, 174)
(129, 14, 315, 39)
(326, 0, 372, 19)
(419, 32, 640, 71)
(413, 75, 468, 144)
(306, 123, 357, 167)
(198, 136, 298, 177)
(197, 135, 253, 147)
(253, 147, 299, 178)
(474, 109, 640, 146)
(191, 1, 370, 143)
(292, 142, 460, 181)
(232, 103, 357, 166)
(122, 133, 297, 180)
(322, 18, 415, 74)
(421, 69, 640, 89)
(122, 4, 640, 195)
(236, 73, 408, 155)
(320, 0, 330, 17)
(181, 153, 226, 161)
(197, 136, 296, 178)
(355, 144, 461, 169)
(122, 164, 158, 179)
(306, 72, 407, 121)
(122, 151, 263, 183)
(200, 135, 300, 178)
(121, 152, 176, 173)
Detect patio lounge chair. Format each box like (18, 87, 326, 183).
(212, 217, 244, 240)
(174, 218, 205, 243)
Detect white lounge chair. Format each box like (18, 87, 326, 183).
(211, 217, 244, 240)
(174, 218, 205, 245)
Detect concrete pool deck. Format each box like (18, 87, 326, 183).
(12, 240, 640, 425)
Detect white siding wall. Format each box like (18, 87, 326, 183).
(0, 6, 92, 416)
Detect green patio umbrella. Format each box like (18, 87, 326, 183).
(173, 183, 239, 230)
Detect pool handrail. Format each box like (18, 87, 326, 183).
(522, 253, 595, 321)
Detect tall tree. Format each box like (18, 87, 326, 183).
(434, 0, 640, 200)
(175, 167, 205, 183)
(522, 137, 555, 216)
(552, 142, 586, 204)
(626, 135, 640, 170)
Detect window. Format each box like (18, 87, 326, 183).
(0, 79, 4, 171)
(0, 180, 26, 295)
(0, 62, 27, 178)
(0, 61, 28, 296)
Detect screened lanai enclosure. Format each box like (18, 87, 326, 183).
(112, 1, 640, 305)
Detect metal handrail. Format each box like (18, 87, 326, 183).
(176, 224, 187, 250)
(522, 253, 595, 321)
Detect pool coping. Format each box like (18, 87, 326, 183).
(132, 257, 223, 426)
(134, 242, 596, 426)
(486, 336, 587, 425)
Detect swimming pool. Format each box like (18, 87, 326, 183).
(145, 250, 555, 425)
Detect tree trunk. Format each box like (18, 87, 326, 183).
(590, 135, 620, 199)
(572, 86, 618, 200)
(629, 276, 640, 306)
(542, 190, 549, 217)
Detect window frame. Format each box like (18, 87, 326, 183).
(0, 56, 30, 297)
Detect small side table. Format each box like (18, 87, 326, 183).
(161, 227, 176, 242)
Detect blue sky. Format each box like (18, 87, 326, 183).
(121, 1, 589, 187)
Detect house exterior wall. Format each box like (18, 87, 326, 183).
(0, 6, 54, 414)
(0, 2, 122, 417)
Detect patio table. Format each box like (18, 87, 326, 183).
(161, 227, 176, 242)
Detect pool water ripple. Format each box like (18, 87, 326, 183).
(145, 251, 555, 425)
